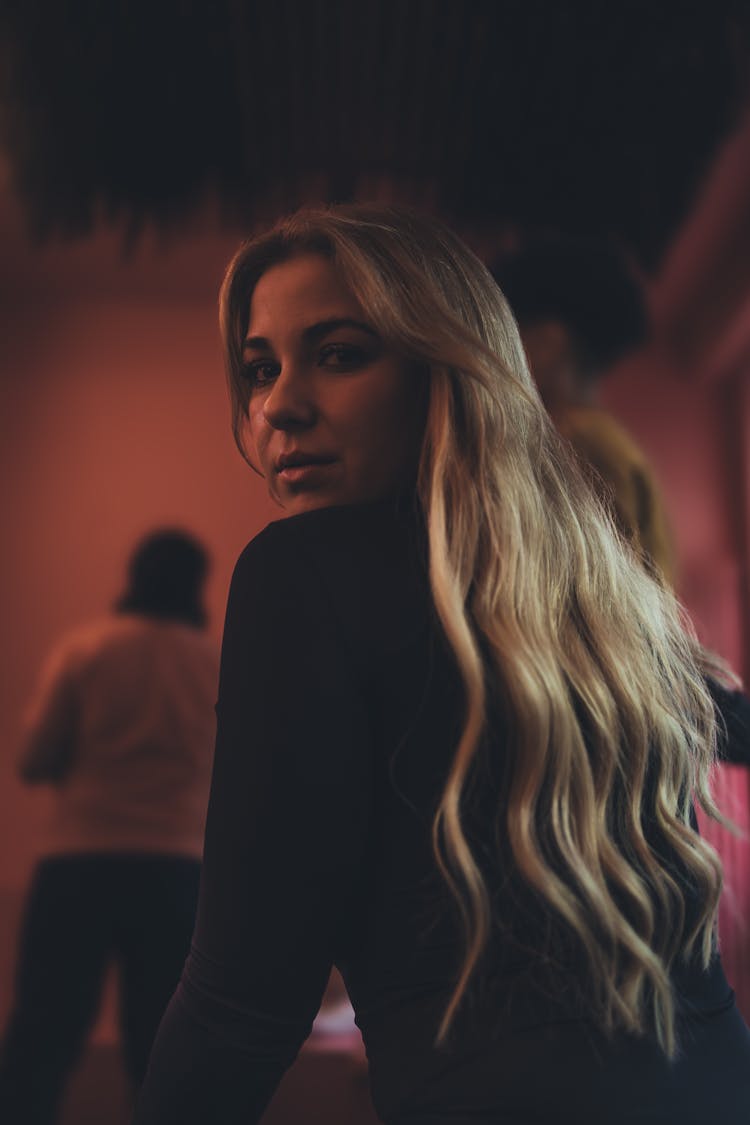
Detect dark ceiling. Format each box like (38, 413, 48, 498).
(1, 0, 749, 269)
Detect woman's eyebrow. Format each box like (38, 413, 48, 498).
(304, 318, 379, 343)
(243, 318, 379, 352)
(242, 334, 271, 354)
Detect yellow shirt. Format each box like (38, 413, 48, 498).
(556, 406, 675, 584)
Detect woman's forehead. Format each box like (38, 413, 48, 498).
(247, 254, 367, 337)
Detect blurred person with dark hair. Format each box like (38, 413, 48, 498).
(492, 233, 676, 584)
(0, 530, 219, 1125)
(492, 236, 750, 766)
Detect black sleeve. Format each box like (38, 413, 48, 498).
(133, 526, 374, 1124)
(708, 678, 750, 768)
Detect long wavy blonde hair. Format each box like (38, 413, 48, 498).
(219, 203, 723, 1057)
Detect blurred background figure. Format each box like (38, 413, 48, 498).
(492, 235, 676, 585)
(0, 530, 219, 1125)
(492, 236, 750, 767)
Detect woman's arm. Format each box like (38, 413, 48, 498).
(18, 647, 78, 784)
(707, 677, 750, 768)
(134, 523, 374, 1123)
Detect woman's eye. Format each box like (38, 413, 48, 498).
(241, 360, 280, 387)
(318, 343, 368, 369)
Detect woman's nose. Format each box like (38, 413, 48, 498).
(262, 365, 316, 430)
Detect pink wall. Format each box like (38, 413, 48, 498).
(0, 293, 279, 892)
(0, 281, 282, 1041)
(604, 353, 746, 671)
(603, 339, 750, 1018)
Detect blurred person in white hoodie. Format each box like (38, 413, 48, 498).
(0, 529, 219, 1125)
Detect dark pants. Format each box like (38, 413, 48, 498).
(0, 853, 201, 1125)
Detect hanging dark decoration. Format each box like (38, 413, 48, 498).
(1, 0, 749, 268)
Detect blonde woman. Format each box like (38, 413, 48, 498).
(135, 205, 750, 1125)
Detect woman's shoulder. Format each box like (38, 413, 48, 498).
(236, 497, 422, 574)
(230, 497, 429, 643)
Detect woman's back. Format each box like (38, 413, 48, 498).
(151, 499, 750, 1124)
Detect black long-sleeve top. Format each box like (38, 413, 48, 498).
(134, 498, 750, 1125)
(710, 678, 750, 766)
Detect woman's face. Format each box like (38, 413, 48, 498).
(242, 254, 427, 515)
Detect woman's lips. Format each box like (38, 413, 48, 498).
(276, 458, 338, 486)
